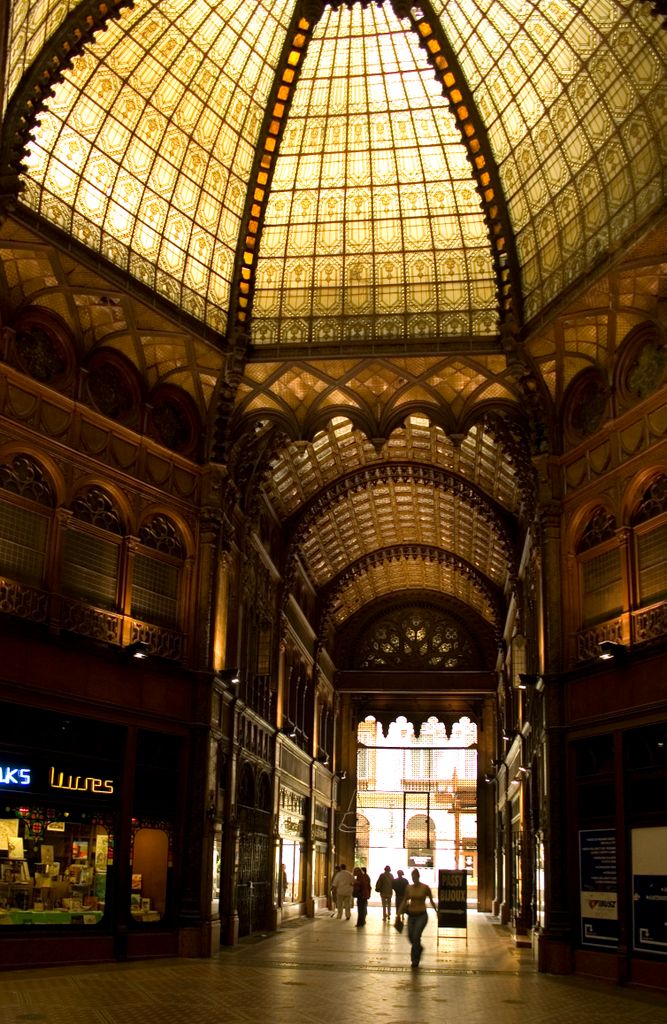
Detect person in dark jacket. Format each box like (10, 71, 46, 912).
(375, 865, 395, 921)
(392, 868, 409, 923)
(353, 866, 372, 926)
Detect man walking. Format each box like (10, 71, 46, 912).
(375, 865, 394, 921)
(332, 863, 355, 920)
(392, 868, 409, 924)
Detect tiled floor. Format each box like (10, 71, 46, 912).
(2, 909, 667, 1024)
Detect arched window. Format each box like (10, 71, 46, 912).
(631, 475, 667, 608)
(577, 507, 622, 627)
(406, 814, 436, 866)
(354, 605, 477, 669)
(0, 454, 54, 587)
(131, 515, 184, 629)
(61, 487, 123, 610)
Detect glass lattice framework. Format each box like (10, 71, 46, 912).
(433, 0, 667, 321)
(252, 3, 498, 347)
(4, 0, 81, 114)
(19, 0, 293, 333)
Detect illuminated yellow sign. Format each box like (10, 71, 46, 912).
(49, 767, 114, 795)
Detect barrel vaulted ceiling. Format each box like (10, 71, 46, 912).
(0, 0, 665, 657)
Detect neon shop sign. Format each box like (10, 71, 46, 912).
(49, 766, 114, 795)
(0, 765, 31, 787)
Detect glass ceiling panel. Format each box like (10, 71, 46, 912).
(432, 0, 667, 321)
(18, 0, 294, 333)
(252, 2, 497, 348)
(5, 0, 81, 113)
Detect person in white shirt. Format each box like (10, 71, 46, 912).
(331, 864, 355, 920)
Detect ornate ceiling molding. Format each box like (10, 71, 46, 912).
(285, 460, 520, 557)
(318, 544, 505, 641)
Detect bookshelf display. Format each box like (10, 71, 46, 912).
(0, 815, 109, 925)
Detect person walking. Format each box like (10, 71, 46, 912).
(392, 868, 409, 924)
(332, 863, 355, 920)
(353, 866, 372, 926)
(330, 864, 340, 917)
(375, 865, 395, 921)
(397, 867, 437, 968)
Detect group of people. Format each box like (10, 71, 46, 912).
(330, 863, 437, 968)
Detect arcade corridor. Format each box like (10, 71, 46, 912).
(1, 909, 666, 1024)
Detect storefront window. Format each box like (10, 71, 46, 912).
(130, 826, 169, 922)
(314, 845, 328, 898)
(130, 730, 181, 925)
(281, 840, 303, 904)
(0, 809, 111, 925)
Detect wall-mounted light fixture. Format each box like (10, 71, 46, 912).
(336, 770, 347, 781)
(216, 668, 240, 687)
(518, 765, 531, 776)
(518, 673, 545, 692)
(281, 725, 297, 739)
(483, 773, 495, 784)
(317, 753, 330, 766)
(125, 640, 150, 659)
(491, 757, 504, 767)
(598, 641, 626, 661)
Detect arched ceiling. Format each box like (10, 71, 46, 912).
(0, 0, 665, 667)
(249, 414, 525, 639)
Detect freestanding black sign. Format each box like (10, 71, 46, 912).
(438, 869, 467, 929)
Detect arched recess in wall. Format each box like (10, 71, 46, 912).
(147, 384, 203, 460)
(83, 348, 145, 428)
(561, 367, 610, 450)
(0, 451, 56, 593)
(575, 505, 621, 632)
(629, 473, 667, 621)
(132, 513, 186, 631)
(8, 306, 78, 395)
(61, 484, 126, 612)
(615, 321, 666, 416)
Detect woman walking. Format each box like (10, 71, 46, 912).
(397, 868, 437, 968)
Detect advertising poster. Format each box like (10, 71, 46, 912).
(579, 829, 618, 948)
(632, 827, 667, 956)
(437, 869, 467, 929)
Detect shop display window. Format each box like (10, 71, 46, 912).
(281, 840, 303, 904)
(129, 729, 181, 926)
(130, 824, 171, 923)
(0, 807, 112, 925)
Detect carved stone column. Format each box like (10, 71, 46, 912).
(334, 691, 357, 868)
(535, 498, 572, 972)
(193, 506, 224, 671)
(476, 694, 496, 912)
